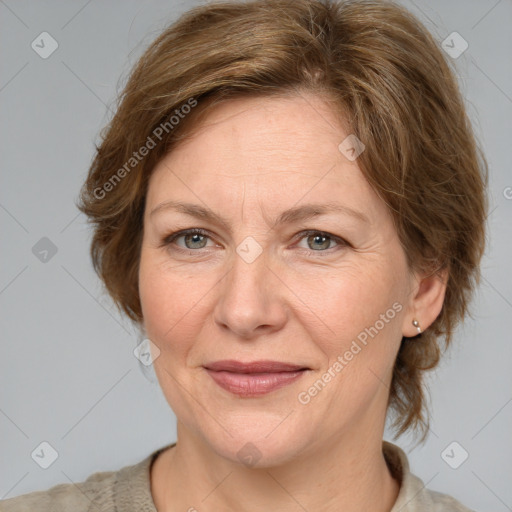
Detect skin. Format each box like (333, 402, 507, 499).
(138, 92, 447, 511)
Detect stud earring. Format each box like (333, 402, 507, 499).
(412, 319, 422, 334)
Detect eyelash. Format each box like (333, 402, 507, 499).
(161, 228, 349, 257)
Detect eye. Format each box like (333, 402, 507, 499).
(296, 230, 346, 253)
(162, 228, 216, 251)
(161, 228, 348, 256)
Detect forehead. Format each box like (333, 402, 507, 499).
(161, 93, 347, 175)
(146, 93, 386, 223)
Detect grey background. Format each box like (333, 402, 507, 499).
(1, 0, 511, 509)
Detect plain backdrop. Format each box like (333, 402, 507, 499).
(1, 0, 511, 510)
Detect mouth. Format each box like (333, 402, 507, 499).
(203, 360, 309, 397)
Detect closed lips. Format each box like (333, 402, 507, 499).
(204, 360, 309, 397)
(203, 360, 308, 373)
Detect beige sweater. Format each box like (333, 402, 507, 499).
(1, 441, 474, 511)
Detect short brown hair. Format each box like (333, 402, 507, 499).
(78, 0, 487, 438)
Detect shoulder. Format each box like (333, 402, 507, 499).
(0, 468, 117, 512)
(426, 489, 476, 511)
(0, 446, 170, 512)
(397, 473, 476, 511)
(383, 441, 476, 512)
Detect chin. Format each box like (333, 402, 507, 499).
(195, 418, 312, 469)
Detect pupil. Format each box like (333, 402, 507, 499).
(309, 234, 329, 250)
(186, 233, 206, 249)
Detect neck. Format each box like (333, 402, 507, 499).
(151, 425, 400, 512)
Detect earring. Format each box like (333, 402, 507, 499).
(412, 319, 422, 334)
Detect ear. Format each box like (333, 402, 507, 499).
(402, 267, 448, 337)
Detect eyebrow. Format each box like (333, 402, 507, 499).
(149, 200, 369, 229)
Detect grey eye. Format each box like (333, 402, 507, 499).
(306, 233, 334, 251)
(182, 233, 209, 249)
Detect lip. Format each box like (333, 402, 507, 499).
(204, 360, 308, 397)
(204, 360, 306, 373)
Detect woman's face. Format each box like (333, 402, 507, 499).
(139, 93, 417, 465)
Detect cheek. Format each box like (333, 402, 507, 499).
(138, 250, 217, 355)
(295, 266, 405, 416)
(302, 266, 405, 405)
(295, 261, 405, 352)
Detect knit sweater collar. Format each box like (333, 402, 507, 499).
(113, 441, 434, 511)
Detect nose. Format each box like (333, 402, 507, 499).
(212, 249, 288, 340)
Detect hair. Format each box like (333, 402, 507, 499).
(78, 0, 487, 439)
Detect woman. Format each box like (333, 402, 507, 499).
(2, 0, 487, 510)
